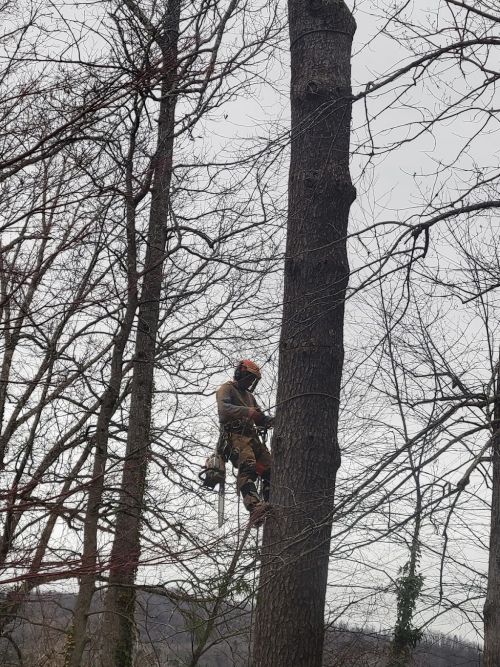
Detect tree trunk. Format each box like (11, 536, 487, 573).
(65, 278, 137, 667)
(99, 5, 180, 666)
(252, 2, 355, 666)
(64, 111, 139, 667)
(484, 362, 500, 667)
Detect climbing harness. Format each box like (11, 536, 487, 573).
(199, 423, 270, 528)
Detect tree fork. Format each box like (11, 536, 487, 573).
(253, 1, 355, 666)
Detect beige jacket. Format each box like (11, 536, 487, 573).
(216, 381, 262, 425)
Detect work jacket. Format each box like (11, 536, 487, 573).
(216, 381, 262, 427)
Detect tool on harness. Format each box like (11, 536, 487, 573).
(199, 452, 226, 490)
(258, 424, 269, 446)
(199, 432, 228, 527)
(201, 420, 272, 527)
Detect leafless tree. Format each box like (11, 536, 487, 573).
(0, 0, 285, 665)
(253, 0, 356, 665)
(4, 1, 500, 666)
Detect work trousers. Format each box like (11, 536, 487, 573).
(228, 432, 271, 511)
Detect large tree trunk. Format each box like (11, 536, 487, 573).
(99, 6, 180, 666)
(253, 2, 355, 666)
(484, 363, 500, 667)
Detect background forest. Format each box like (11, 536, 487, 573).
(0, 0, 499, 665)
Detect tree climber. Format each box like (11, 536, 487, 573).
(216, 360, 274, 524)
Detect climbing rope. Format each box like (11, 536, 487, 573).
(247, 523, 261, 667)
(229, 450, 264, 667)
(290, 28, 353, 51)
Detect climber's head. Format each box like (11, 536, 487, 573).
(234, 359, 261, 391)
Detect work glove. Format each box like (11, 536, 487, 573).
(248, 407, 267, 426)
(249, 408, 274, 428)
(248, 407, 261, 423)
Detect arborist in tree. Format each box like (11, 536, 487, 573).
(216, 360, 274, 525)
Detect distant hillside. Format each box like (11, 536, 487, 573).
(0, 591, 482, 666)
(323, 626, 481, 666)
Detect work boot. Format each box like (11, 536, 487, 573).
(249, 501, 271, 528)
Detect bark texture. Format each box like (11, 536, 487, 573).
(99, 5, 180, 666)
(253, 1, 355, 666)
(484, 365, 500, 667)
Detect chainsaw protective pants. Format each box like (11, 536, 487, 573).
(229, 433, 271, 512)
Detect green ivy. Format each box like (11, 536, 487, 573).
(390, 557, 424, 665)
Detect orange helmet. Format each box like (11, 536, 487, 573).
(235, 359, 261, 380)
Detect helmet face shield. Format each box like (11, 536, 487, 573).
(235, 359, 261, 380)
(234, 359, 261, 392)
(238, 372, 259, 391)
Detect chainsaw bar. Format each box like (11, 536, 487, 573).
(217, 483, 225, 528)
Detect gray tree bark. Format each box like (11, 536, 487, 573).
(253, 1, 355, 666)
(484, 362, 500, 667)
(99, 4, 180, 665)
